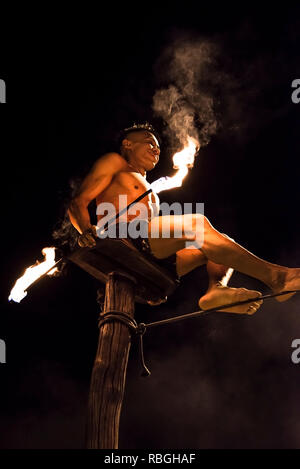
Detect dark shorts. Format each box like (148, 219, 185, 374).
(109, 221, 178, 280)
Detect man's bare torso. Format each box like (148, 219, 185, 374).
(96, 156, 159, 224)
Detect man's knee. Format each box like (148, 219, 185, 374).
(192, 213, 203, 223)
(190, 213, 210, 233)
(179, 213, 207, 249)
(222, 232, 235, 242)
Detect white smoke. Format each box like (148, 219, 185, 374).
(152, 38, 219, 149)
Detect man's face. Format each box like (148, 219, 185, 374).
(124, 131, 160, 171)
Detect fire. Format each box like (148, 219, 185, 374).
(150, 136, 199, 194)
(172, 136, 198, 170)
(8, 247, 58, 303)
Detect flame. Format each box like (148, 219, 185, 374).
(150, 136, 199, 194)
(172, 136, 198, 170)
(8, 247, 58, 303)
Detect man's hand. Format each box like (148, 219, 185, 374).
(78, 226, 98, 248)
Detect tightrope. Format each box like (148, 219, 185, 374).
(134, 289, 300, 377)
(138, 290, 300, 331)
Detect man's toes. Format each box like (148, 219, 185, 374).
(246, 293, 263, 314)
(252, 301, 262, 311)
(248, 290, 262, 300)
(237, 289, 261, 302)
(246, 305, 257, 315)
(246, 301, 262, 315)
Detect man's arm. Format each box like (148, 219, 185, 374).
(68, 152, 127, 238)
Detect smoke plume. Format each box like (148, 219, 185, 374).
(152, 38, 219, 150)
(152, 26, 299, 151)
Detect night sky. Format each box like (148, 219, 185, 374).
(0, 3, 300, 449)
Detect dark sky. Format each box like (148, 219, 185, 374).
(0, 3, 300, 449)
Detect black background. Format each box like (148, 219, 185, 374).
(0, 3, 300, 449)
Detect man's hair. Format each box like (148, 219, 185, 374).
(116, 122, 161, 151)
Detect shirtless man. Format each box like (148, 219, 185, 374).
(68, 123, 300, 313)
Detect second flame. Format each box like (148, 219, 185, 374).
(8, 247, 58, 303)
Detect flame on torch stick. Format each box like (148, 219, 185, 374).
(150, 136, 199, 193)
(8, 247, 59, 303)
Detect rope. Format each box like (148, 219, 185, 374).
(137, 324, 151, 377)
(143, 289, 300, 330)
(98, 311, 138, 332)
(97, 290, 300, 378)
(98, 310, 150, 377)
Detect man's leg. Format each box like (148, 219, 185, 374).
(149, 214, 300, 302)
(176, 248, 262, 314)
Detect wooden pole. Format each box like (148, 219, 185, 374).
(86, 271, 136, 449)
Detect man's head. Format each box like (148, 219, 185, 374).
(118, 123, 161, 172)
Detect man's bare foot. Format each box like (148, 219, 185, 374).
(273, 268, 300, 302)
(198, 284, 263, 315)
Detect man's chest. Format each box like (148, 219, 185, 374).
(112, 171, 160, 215)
